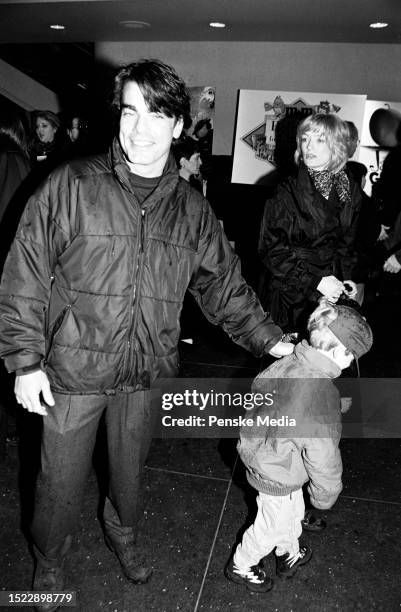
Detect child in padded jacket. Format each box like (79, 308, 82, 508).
(225, 299, 373, 593)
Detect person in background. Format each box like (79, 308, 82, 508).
(172, 136, 203, 192)
(259, 113, 362, 334)
(65, 115, 91, 158)
(31, 110, 62, 163)
(192, 117, 213, 155)
(30, 111, 67, 187)
(192, 117, 213, 184)
(383, 209, 401, 274)
(67, 116, 85, 143)
(0, 108, 31, 457)
(0, 59, 293, 610)
(0, 108, 31, 225)
(345, 123, 381, 305)
(373, 144, 401, 237)
(345, 121, 365, 184)
(172, 137, 204, 344)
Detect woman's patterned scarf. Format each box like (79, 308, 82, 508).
(308, 167, 351, 204)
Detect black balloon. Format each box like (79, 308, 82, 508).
(369, 107, 401, 148)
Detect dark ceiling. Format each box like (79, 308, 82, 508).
(0, 42, 95, 115)
(1, 0, 401, 44)
(0, 0, 400, 116)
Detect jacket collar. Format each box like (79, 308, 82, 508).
(294, 340, 341, 378)
(282, 164, 342, 218)
(295, 164, 328, 208)
(109, 137, 179, 208)
(291, 164, 359, 212)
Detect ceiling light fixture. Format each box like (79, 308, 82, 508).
(209, 22, 226, 28)
(369, 22, 389, 29)
(119, 20, 151, 29)
(50, 24, 65, 30)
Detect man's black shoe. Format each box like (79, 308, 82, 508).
(33, 563, 64, 612)
(105, 533, 153, 584)
(276, 543, 312, 578)
(224, 558, 274, 593)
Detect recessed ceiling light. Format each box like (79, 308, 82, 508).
(209, 22, 226, 28)
(369, 22, 389, 29)
(119, 20, 151, 29)
(50, 24, 65, 30)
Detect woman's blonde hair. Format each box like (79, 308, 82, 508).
(294, 113, 350, 173)
(307, 298, 345, 352)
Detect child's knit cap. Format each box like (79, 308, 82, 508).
(328, 305, 373, 359)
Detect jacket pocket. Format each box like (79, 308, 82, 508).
(44, 304, 71, 364)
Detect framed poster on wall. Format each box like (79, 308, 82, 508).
(231, 89, 366, 185)
(186, 86, 215, 156)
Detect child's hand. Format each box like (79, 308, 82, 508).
(340, 397, 352, 414)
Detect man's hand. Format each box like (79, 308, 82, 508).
(268, 340, 295, 358)
(15, 370, 55, 416)
(383, 254, 401, 274)
(317, 276, 345, 302)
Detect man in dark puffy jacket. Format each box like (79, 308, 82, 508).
(0, 59, 293, 608)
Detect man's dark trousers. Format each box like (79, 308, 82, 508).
(31, 390, 156, 560)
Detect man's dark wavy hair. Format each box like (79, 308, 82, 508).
(112, 59, 192, 129)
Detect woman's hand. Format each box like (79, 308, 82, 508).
(378, 224, 390, 241)
(383, 254, 401, 273)
(317, 276, 345, 302)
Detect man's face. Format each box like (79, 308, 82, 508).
(68, 117, 80, 142)
(119, 81, 183, 177)
(183, 152, 202, 177)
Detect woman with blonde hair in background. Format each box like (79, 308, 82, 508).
(259, 113, 363, 334)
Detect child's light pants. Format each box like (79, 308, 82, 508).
(233, 489, 304, 570)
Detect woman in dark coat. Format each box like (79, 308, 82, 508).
(259, 113, 362, 333)
(31, 110, 61, 162)
(0, 110, 31, 225)
(30, 110, 67, 187)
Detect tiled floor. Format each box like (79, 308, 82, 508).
(1, 289, 401, 611)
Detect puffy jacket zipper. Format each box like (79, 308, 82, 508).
(120, 207, 146, 388)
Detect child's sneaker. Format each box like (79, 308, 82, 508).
(224, 558, 273, 593)
(276, 543, 312, 578)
